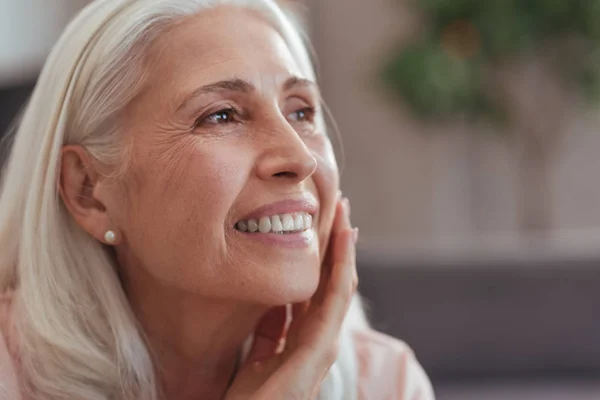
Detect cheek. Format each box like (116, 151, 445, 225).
(120, 142, 251, 280)
(308, 135, 340, 261)
(134, 139, 247, 216)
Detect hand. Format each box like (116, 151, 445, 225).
(224, 197, 358, 400)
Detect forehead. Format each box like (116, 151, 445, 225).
(147, 6, 305, 91)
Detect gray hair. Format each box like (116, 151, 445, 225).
(0, 0, 368, 398)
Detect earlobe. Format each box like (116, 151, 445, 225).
(59, 145, 118, 244)
(104, 230, 117, 245)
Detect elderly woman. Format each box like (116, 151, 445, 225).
(0, 1, 434, 399)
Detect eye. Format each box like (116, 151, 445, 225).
(207, 108, 237, 124)
(288, 107, 316, 123)
(195, 108, 238, 127)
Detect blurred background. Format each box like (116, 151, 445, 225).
(2, 0, 600, 399)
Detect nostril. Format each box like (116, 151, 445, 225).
(273, 171, 298, 178)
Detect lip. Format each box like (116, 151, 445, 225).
(239, 229, 316, 248)
(236, 197, 318, 223)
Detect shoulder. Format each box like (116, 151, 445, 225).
(0, 291, 22, 400)
(352, 329, 435, 400)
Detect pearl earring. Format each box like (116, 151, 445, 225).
(104, 230, 116, 244)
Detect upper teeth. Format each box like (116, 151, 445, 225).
(236, 212, 313, 234)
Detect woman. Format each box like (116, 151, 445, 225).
(0, 0, 434, 399)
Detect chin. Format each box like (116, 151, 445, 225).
(259, 261, 321, 305)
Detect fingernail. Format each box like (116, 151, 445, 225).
(343, 198, 350, 216)
(352, 227, 359, 244)
(337, 189, 343, 199)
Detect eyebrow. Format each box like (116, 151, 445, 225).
(283, 76, 316, 91)
(177, 76, 317, 111)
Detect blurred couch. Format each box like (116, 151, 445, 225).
(0, 83, 31, 136)
(357, 250, 600, 400)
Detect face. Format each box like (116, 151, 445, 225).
(107, 6, 339, 305)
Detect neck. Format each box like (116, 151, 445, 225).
(123, 271, 266, 400)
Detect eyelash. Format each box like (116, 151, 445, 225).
(193, 106, 317, 129)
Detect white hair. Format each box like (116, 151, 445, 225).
(0, 0, 369, 399)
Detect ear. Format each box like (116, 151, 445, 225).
(58, 145, 122, 245)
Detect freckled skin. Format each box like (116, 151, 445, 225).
(108, 7, 340, 306)
(58, 6, 345, 398)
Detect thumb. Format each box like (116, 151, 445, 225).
(244, 306, 287, 365)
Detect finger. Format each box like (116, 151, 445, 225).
(315, 198, 353, 304)
(332, 196, 348, 234)
(321, 199, 356, 325)
(286, 200, 356, 354)
(312, 200, 346, 306)
(292, 202, 357, 353)
(287, 229, 356, 363)
(289, 301, 310, 331)
(352, 227, 359, 283)
(284, 200, 351, 352)
(284, 301, 310, 350)
(245, 306, 287, 364)
(331, 199, 353, 274)
(319, 201, 341, 271)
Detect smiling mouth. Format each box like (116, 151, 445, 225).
(235, 212, 313, 234)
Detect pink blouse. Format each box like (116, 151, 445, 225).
(0, 292, 434, 400)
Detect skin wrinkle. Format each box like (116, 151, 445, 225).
(177, 76, 317, 115)
(152, 136, 196, 201)
(60, 6, 341, 400)
(172, 57, 249, 108)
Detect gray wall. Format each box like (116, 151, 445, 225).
(312, 0, 600, 253)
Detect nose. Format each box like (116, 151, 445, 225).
(255, 120, 318, 183)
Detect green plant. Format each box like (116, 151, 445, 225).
(380, 0, 600, 232)
(381, 0, 600, 120)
